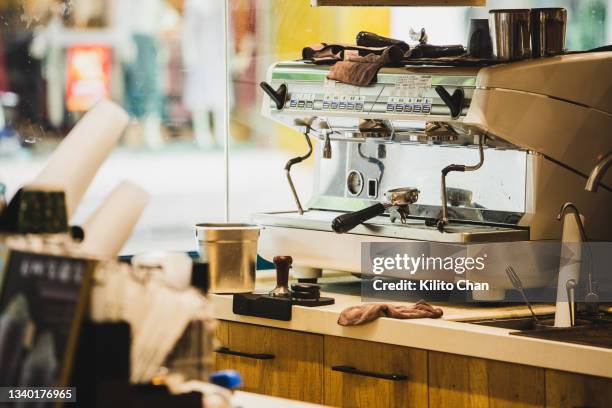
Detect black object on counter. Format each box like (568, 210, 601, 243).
(233, 293, 335, 321)
(233, 255, 334, 321)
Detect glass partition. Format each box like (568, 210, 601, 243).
(0, 1, 610, 254)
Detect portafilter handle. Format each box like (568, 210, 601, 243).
(331, 203, 388, 234)
(260, 82, 288, 110)
(270, 256, 293, 297)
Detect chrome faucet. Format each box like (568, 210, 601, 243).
(585, 151, 612, 192)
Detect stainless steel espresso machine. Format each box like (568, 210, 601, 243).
(255, 52, 612, 300)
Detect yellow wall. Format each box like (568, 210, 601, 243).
(271, 0, 391, 152)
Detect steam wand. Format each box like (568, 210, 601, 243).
(286, 120, 314, 215)
(436, 135, 485, 232)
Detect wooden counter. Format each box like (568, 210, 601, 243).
(209, 274, 612, 407)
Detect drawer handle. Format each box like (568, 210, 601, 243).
(332, 365, 408, 381)
(215, 347, 275, 360)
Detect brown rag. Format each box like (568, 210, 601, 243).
(337, 300, 443, 326)
(302, 40, 466, 86)
(327, 46, 404, 87)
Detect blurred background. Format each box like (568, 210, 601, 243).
(0, 0, 611, 253)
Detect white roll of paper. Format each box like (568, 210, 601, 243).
(554, 213, 585, 328)
(81, 181, 149, 259)
(31, 100, 129, 219)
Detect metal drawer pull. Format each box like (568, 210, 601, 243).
(215, 347, 275, 360)
(332, 365, 408, 381)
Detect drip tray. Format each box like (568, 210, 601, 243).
(253, 211, 528, 243)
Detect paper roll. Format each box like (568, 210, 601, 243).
(554, 213, 585, 327)
(31, 100, 129, 219)
(81, 181, 149, 259)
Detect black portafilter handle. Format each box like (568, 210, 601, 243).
(331, 203, 387, 234)
(435, 85, 465, 119)
(356, 31, 410, 53)
(260, 82, 288, 110)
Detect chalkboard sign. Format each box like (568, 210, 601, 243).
(0, 250, 94, 390)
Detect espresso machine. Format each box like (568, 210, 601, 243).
(254, 52, 612, 300)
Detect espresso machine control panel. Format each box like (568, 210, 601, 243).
(262, 61, 478, 124)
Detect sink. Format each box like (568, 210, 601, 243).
(471, 315, 594, 331)
(511, 324, 612, 349)
(471, 315, 555, 331)
(469, 313, 612, 349)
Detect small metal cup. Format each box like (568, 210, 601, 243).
(531, 8, 567, 57)
(195, 223, 260, 294)
(489, 9, 532, 61)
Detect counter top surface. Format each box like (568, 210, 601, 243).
(210, 272, 612, 379)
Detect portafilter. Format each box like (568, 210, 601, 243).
(331, 187, 419, 234)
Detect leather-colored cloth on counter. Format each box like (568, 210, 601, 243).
(327, 46, 404, 86)
(337, 300, 443, 326)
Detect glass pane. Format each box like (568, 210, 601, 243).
(0, 0, 230, 253)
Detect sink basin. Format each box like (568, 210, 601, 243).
(471, 315, 555, 331)
(471, 315, 594, 331)
(469, 313, 612, 349)
(511, 324, 612, 349)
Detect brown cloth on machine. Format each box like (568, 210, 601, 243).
(302, 41, 465, 87)
(302, 43, 405, 86)
(337, 300, 443, 326)
(327, 46, 404, 87)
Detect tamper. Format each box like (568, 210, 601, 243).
(270, 256, 292, 297)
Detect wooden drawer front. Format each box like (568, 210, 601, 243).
(214, 321, 323, 403)
(429, 351, 545, 408)
(546, 370, 612, 408)
(323, 336, 428, 408)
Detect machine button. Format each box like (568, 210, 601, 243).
(355, 103, 364, 111)
(422, 104, 431, 113)
(413, 105, 422, 113)
(404, 104, 413, 112)
(306, 101, 314, 109)
(347, 103, 355, 110)
(323, 102, 330, 109)
(386, 104, 395, 112)
(297, 101, 305, 108)
(289, 100, 298, 108)
(331, 102, 339, 110)
(395, 104, 404, 113)
(339, 102, 347, 110)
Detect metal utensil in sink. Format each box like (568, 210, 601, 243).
(506, 265, 539, 323)
(331, 187, 420, 234)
